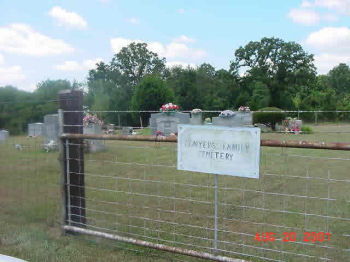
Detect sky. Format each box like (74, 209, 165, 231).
(1, 0, 350, 92)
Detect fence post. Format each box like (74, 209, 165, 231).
(58, 109, 65, 233)
(59, 90, 86, 229)
(214, 174, 218, 254)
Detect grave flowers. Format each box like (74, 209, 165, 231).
(238, 106, 250, 112)
(83, 113, 103, 127)
(191, 108, 202, 115)
(160, 103, 179, 115)
(219, 110, 235, 118)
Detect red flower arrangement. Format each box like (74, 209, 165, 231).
(160, 103, 179, 113)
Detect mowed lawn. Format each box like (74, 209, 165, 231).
(1, 123, 349, 262)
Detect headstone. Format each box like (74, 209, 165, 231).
(43, 114, 60, 144)
(189, 113, 203, 125)
(122, 126, 133, 135)
(107, 124, 115, 134)
(84, 124, 106, 152)
(212, 112, 252, 127)
(28, 123, 43, 137)
(149, 112, 190, 136)
(0, 130, 9, 141)
(288, 119, 302, 131)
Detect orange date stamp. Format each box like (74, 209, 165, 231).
(254, 232, 330, 242)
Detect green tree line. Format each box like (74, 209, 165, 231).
(1, 37, 350, 133)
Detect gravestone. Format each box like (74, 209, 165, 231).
(0, 130, 9, 141)
(288, 119, 302, 131)
(189, 113, 203, 125)
(212, 112, 252, 127)
(150, 112, 190, 136)
(122, 126, 133, 135)
(84, 124, 106, 152)
(43, 114, 60, 144)
(28, 123, 43, 137)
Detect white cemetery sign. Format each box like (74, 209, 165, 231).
(177, 125, 260, 178)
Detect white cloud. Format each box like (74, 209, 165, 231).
(0, 53, 4, 65)
(173, 35, 195, 43)
(314, 53, 350, 74)
(49, 6, 87, 29)
(148, 41, 165, 55)
(128, 17, 140, 25)
(306, 26, 350, 73)
(177, 8, 185, 14)
(55, 58, 103, 71)
(0, 23, 74, 56)
(314, 0, 350, 14)
(82, 58, 103, 69)
(55, 61, 81, 71)
(306, 27, 350, 53)
(301, 0, 313, 7)
(110, 37, 206, 61)
(287, 8, 320, 25)
(0, 65, 26, 86)
(323, 13, 338, 21)
(110, 37, 142, 54)
(299, 0, 350, 15)
(166, 61, 196, 68)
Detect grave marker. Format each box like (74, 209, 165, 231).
(150, 112, 190, 136)
(28, 123, 43, 137)
(0, 130, 9, 141)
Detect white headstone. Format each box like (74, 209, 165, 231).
(84, 124, 106, 152)
(43, 114, 60, 144)
(212, 111, 252, 127)
(149, 112, 190, 136)
(0, 130, 9, 141)
(189, 113, 203, 125)
(28, 123, 43, 137)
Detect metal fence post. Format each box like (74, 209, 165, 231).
(59, 90, 86, 228)
(214, 174, 218, 254)
(58, 109, 66, 232)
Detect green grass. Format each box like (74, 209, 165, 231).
(1, 124, 350, 262)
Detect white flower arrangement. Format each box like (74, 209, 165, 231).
(238, 106, 250, 112)
(219, 110, 235, 118)
(191, 108, 202, 114)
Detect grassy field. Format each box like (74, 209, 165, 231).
(1, 123, 349, 262)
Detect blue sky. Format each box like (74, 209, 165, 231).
(1, 0, 350, 91)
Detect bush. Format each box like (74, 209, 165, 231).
(253, 107, 285, 130)
(301, 125, 313, 134)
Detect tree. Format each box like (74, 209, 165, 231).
(86, 42, 167, 126)
(111, 42, 166, 86)
(0, 80, 74, 134)
(131, 75, 174, 124)
(327, 63, 350, 95)
(249, 81, 270, 110)
(166, 67, 202, 110)
(230, 37, 316, 109)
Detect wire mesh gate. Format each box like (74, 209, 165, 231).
(60, 134, 350, 262)
(58, 91, 350, 261)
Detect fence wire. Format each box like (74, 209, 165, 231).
(62, 110, 350, 262)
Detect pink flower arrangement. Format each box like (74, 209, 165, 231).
(156, 130, 164, 136)
(238, 106, 250, 112)
(160, 103, 179, 113)
(83, 113, 103, 126)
